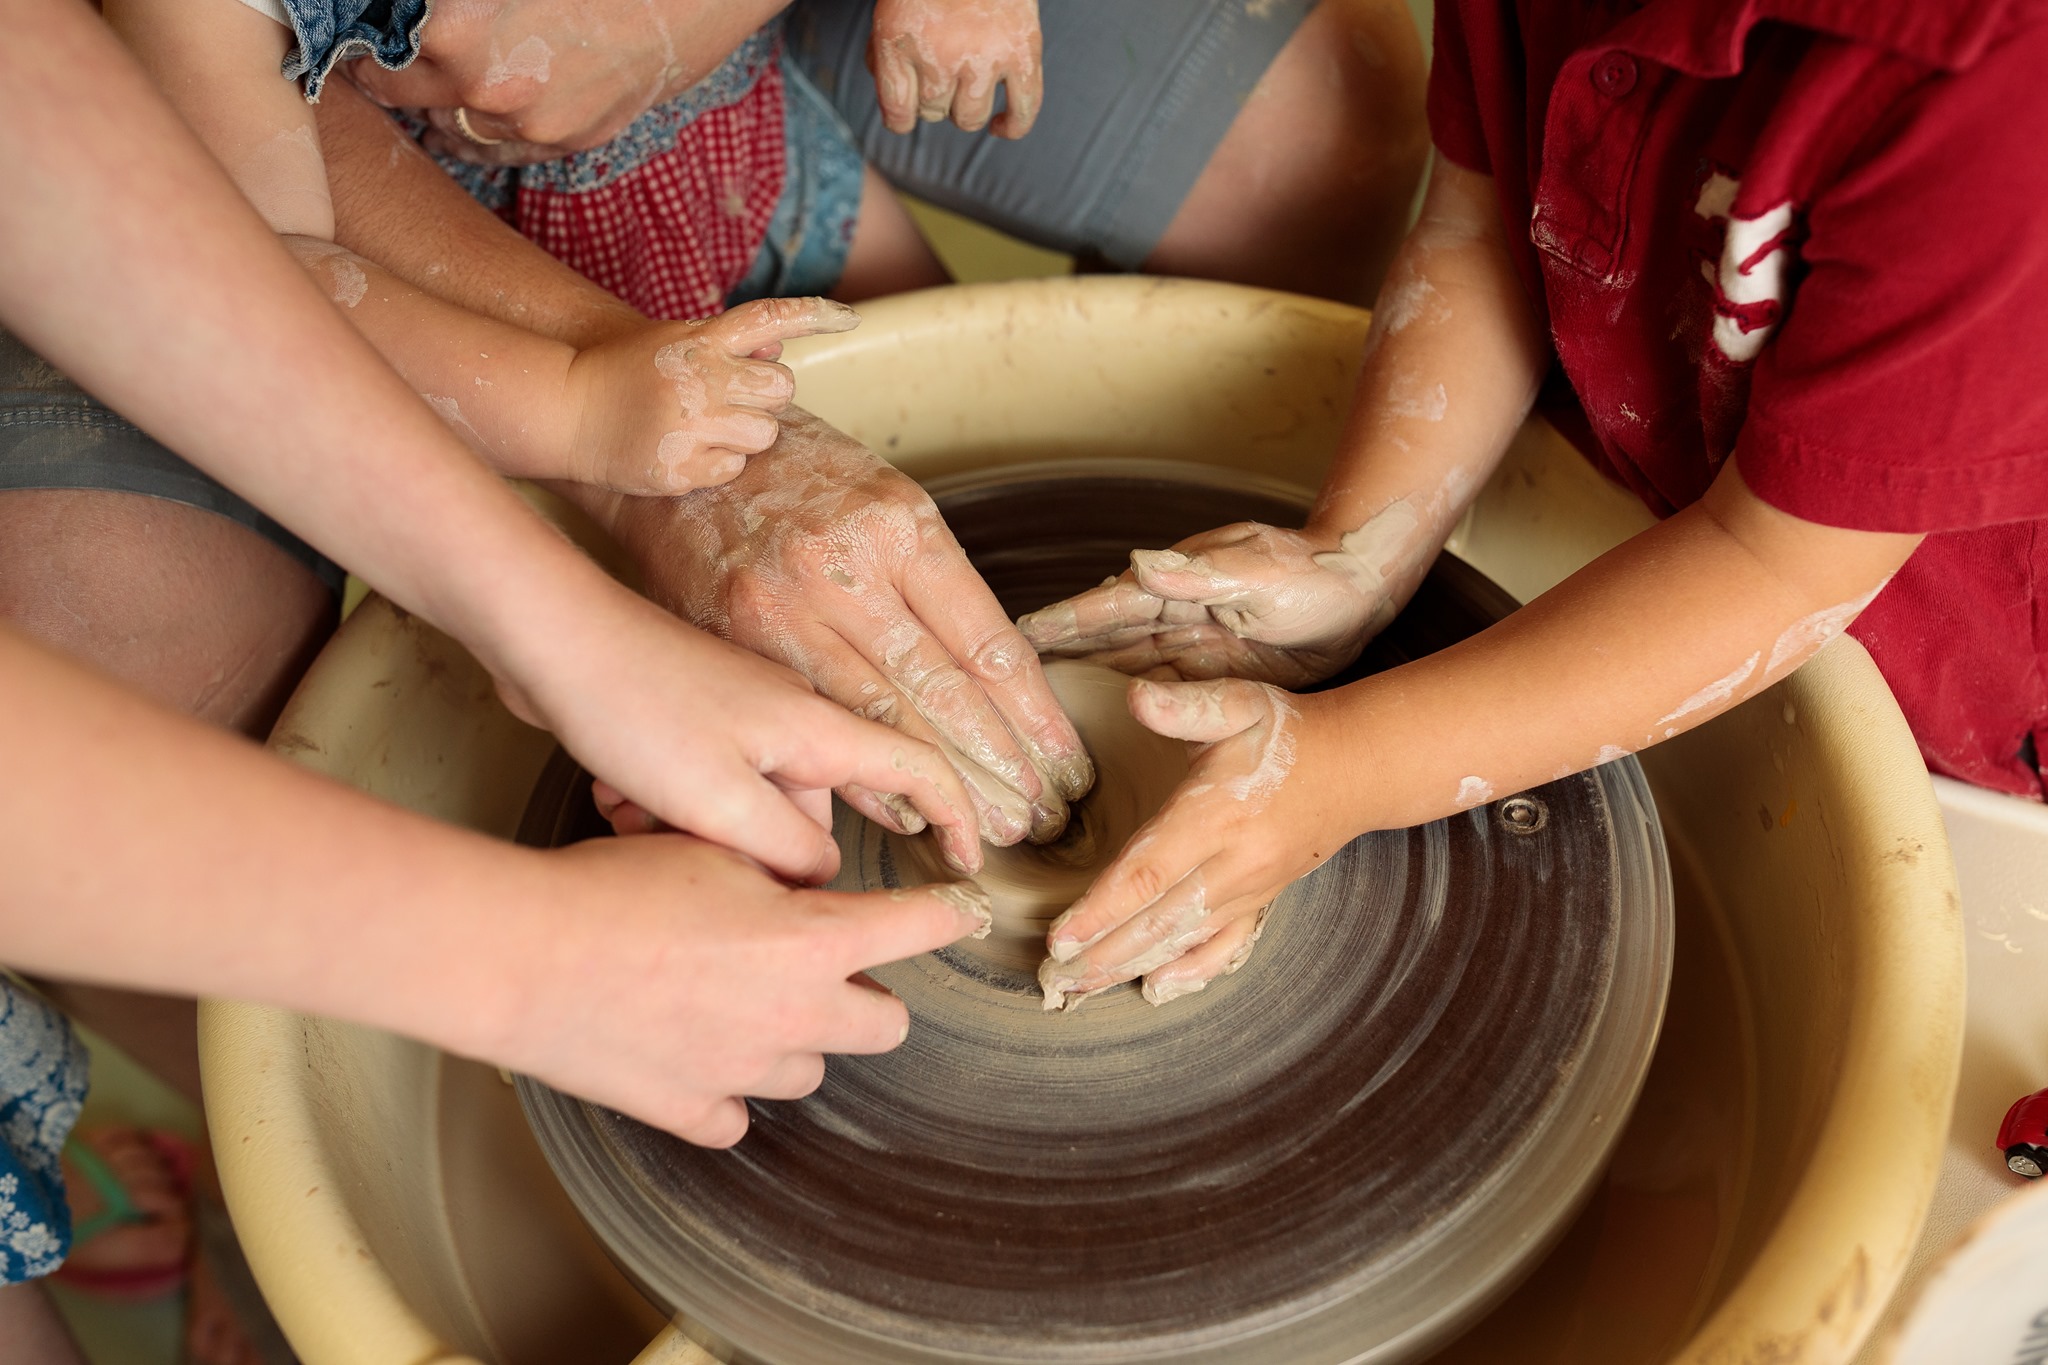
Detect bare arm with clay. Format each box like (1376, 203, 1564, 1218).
(1020, 161, 1544, 685)
(8, 0, 980, 882)
(1045, 462, 1920, 1007)
(2, 0, 997, 1146)
(0, 625, 991, 1147)
(313, 79, 1095, 851)
(102, 0, 834, 497)
(1034, 163, 1924, 1006)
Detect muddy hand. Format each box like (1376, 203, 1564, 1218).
(613, 410, 1092, 848)
(508, 835, 993, 1147)
(1037, 677, 1350, 1009)
(492, 587, 980, 884)
(563, 298, 859, 497)
(869, 0, 1043, 138)
(1018, 521, 1395, 688)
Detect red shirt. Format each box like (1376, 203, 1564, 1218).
(1429, 0, 2048, 796)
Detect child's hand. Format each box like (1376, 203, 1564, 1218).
(869, 0, 1043, 138)
(1037, 678, 1359, 1008)
(498, 834, 994, 1147)
(562, 297, 860, 496)
(485, 586, 984, 883)
(1018, 522, 1397, 688)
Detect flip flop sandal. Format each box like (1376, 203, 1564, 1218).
(51, 1128, 197, 1301)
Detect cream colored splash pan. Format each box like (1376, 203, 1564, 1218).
(199, 278, 1962, 1365)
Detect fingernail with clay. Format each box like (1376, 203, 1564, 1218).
(1046, 905, 1111, 963)
(878, 792, 928, 836)
(929, 880, 993, 939)
(1016, 602, 1075, 644)
(1027, 798, 1069, 844)
(1142, 974, 1209, 1007)
(1131, 548, 1191, 574)
(1037, 960, 1102, 1012)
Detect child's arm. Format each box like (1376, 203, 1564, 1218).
(1023, 158, 1923, 1005)
(3, 0, 982, 880)
(291, 239, 861, 495)
(101, 0, 829, 496)
(0, 622, 990, 1148)
(1040, 459, 1920, 1007)
(1020, 159, 1547, 686)
(312, 81, 1098, 849)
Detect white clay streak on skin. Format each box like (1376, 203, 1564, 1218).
(1227, 690, 1299, 804)
(919, 881, 994, 938)
(1655, 650, 1761, 735)
(423, 395, 482, 445)
(481, 35, 552, 87)
(1383, 372, 1449, 423)
(1765, 581, 1889, 677)
(1454, 775, 1494, 809)
(325, 257, 367, 309)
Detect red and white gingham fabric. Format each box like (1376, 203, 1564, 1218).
(507, 59, 788, 321)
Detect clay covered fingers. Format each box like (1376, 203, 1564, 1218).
(619, 412, 1093, 852)
(1018, 521, 1388, 688)
(1037, 677, 1351, 1008)
(869, 0, 1044, 138)
(563, 298, 860, 497)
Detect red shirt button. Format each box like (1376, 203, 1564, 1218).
(1591, 52, 1639, 97)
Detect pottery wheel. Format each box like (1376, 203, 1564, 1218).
(517, 461, 1674, 1364)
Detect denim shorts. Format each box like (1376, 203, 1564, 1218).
(730, 53, 869, 303)
(785, 0, 1316, 269)
(0, 330, 346, 595)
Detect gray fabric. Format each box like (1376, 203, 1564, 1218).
(0, 330, 345, 595)
(786, 0, 1318, 269)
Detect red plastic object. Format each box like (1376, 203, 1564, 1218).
(1997, 1086, 2048, 1178)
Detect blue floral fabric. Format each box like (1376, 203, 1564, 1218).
(0, 978, 89, 1283)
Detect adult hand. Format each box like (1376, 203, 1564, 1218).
(869, 0, 1043, 138)
(564, 298, 859, 495)
(498, 834, 992, 1146)
(1037, 678, 1353, 1009)
(1017, 521, 1400, 688)
(486, 584, 982, 883)
(343, 0, 780, 164)
(600, 410, 1092, 849)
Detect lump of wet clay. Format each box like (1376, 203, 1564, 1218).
(886, 660, 1188, 978)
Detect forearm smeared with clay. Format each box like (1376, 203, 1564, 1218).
(290, 236, 860, 496)
(1019, 161, 1548, 685)
(1043, 458, 1921, 1008)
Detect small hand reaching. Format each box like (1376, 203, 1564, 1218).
(1037, 677, 1356, 1009)
(1018, 521, 1401, 688)
(563, 297, 860, 496)
(869, 0, 1043, 138)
